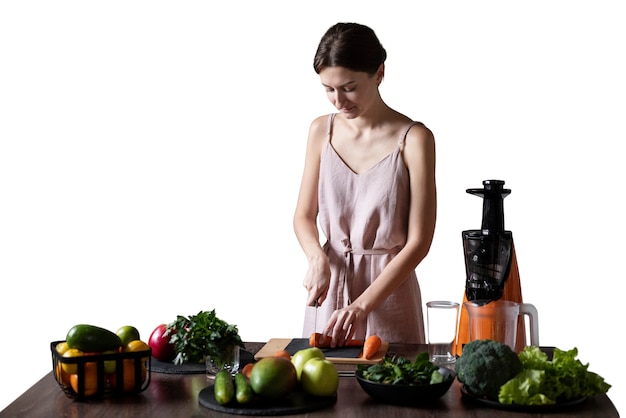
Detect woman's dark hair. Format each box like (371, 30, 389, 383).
(313, 23, 387, 75)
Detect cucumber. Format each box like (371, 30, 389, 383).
(234, 372, 254, 404)
(66, 324, 122, 352)
(214, 370, 235, 405)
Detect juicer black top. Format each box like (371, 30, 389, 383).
(462, 180, 513, 302)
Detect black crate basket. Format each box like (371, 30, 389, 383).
(51, 340, 151, 400)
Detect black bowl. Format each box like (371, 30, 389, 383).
(355, 367, 456, 405)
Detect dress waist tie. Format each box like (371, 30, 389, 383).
(325, 238, 402, 310)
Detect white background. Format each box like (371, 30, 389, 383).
(1, 1, 624, 414)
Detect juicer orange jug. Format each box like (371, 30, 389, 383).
(464, 299, 538, 352)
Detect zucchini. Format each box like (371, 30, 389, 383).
(234, 372, 254, 404)
(214, 370, 235, 405)
(66, 324, 122, 352)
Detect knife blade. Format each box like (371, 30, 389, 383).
(313, 300, 319, 345)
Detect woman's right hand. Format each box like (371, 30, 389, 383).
(303, 254, 331, 306)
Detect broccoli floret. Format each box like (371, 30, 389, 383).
(456, 339, 522, 400)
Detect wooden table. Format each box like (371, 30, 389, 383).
(0, 343, 619, 418)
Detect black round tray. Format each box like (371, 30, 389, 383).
(460, 386, 587, 412)
(198, 385, 336, 416)
(150, 349, 254, 374)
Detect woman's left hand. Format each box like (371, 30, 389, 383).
(323, 304, 366, 348)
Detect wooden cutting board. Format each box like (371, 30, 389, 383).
(254, 338, 388, 364)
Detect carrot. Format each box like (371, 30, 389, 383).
(309, 332, 364, 348)
(345, 339, 365, 347)
(241, 363, 254, 379)
(362, 335, 382, 359)
(273, 349, 291, 360)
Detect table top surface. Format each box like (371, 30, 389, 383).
(0, 342, 619, 418)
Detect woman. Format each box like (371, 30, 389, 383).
(294, 23, 437, 347)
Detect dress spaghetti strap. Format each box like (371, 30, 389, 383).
(326, 113, 337, 139)
(399, 121, 425, 151)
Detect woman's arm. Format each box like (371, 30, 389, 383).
(324, 123, 437, 345)
(293, 116, 332, 306)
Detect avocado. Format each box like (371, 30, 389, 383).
(66, 324, 122, 352)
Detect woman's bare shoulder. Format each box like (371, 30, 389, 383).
(307, 114, 333, 147)
(405, 121, 435, 147)
(402, 121, 435, 170)
(308, 114, 331, 134)
(389, 110, 432, 141)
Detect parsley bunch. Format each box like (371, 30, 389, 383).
(165, 310, 244, 365)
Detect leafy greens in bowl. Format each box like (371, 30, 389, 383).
(355, 352, 456, 404)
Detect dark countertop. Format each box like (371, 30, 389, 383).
(0, 342, 619, 418)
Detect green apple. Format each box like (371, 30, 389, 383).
(103, 350, 117, 374)
(116, 325, 141, 346)
(291, 347, 325, 380)
(300, 357, 339, 397)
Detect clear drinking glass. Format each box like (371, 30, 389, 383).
(426, 301, 460, 365)
(205, 345, 240, 378)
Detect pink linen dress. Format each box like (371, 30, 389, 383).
(302, 113, 426, 344)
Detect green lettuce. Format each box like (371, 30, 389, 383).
(498, 346, 611, 405)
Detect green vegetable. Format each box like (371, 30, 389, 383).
(357, 352, 446, 385)
(66, 324, 122, 353)
(234, 372, 254, 404)
(498, 346, 611, 405)
(214, 370, 235, 405)
(456, 339, 522, 400)
(165, 310, 244, 365)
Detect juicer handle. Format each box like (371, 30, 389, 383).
(519, 303, 540, 346)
